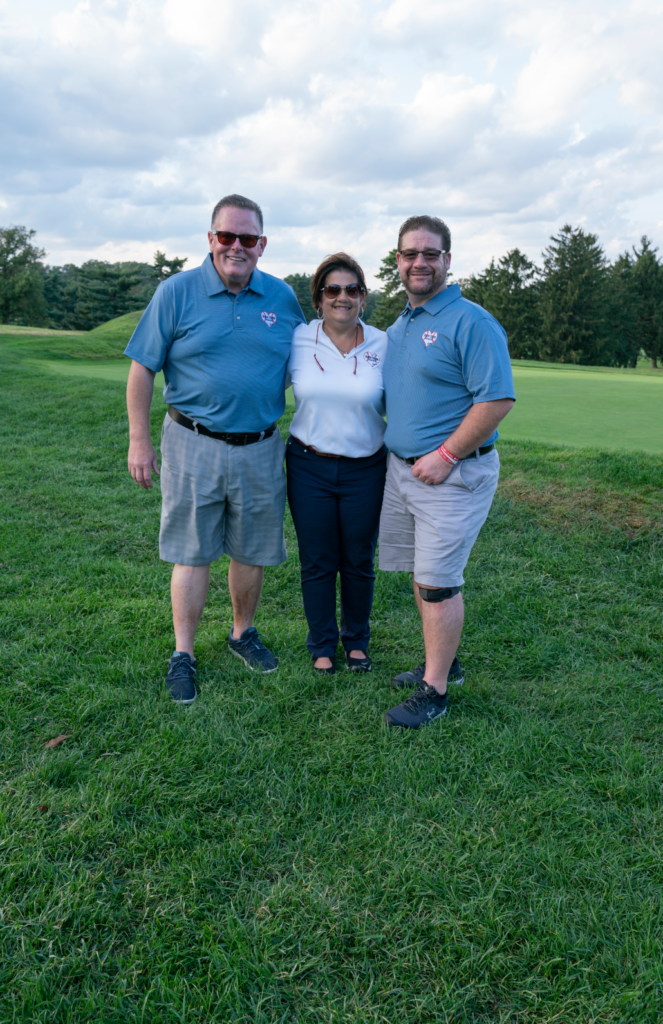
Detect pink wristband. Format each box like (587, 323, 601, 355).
(438, 443, 459, 466)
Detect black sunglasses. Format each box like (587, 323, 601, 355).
(211, 230, 263, 248)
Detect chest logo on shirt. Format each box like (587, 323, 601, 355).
(261, 311, 277, 327)
(422, 330, 438, 347)
(363, 351, 380, 367)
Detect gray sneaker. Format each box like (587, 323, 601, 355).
(392, 656, 464, 690)
(227, 626, 278, 673)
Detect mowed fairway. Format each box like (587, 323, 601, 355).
(2, 330, 663, 1023)
(504, 364, 663, 453)
(36, 352, 663, 451)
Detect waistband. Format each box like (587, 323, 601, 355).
(290, 435, 340, 458)
(288, 436, 388, 463)
(396, 443, 495, 467)
(168, 407, 276, 446)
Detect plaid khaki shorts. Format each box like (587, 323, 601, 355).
(159, 413, 287, 567)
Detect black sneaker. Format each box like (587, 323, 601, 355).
(165, 652, 197, 704)
(384, 682, 447, 729)
(345, 652, 372, 672)
(392, 656, 463, 690)
(228, 626, 278, 673)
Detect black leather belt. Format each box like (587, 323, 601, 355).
(398, 444, 494, 466)
(168, 406, 276, 445)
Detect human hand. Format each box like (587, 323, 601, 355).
(411, 450, 454, 486)
(128, 439, 160, 489)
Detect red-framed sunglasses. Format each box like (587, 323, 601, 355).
(210, 231, 264, 248)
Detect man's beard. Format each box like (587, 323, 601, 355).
(404, 263, 446, 297)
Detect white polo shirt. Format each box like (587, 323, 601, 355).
(288, 320, 388, 457)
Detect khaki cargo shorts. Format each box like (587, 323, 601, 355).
(159, 414, 287, 567)
(378, 449, 500, 587)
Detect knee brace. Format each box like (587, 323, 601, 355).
(419, 586, 461, 602)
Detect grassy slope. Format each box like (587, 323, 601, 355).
(0, 310, 143, 362)
(1, 342, 663, 1022)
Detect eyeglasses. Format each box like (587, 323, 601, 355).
(210, 231, 263, 248)
(398, 248, 446, 263)
(319, 283, 365, 298)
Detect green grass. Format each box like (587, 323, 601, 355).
(0, 310, 143, 362)
(86, 309, 144, 355)
(1, 338, 663, 1022)
(38, 358, 165, 393)
(512, 358, 662, 377)
(22, 348, 663, 452)
(503, 366, 663, 453)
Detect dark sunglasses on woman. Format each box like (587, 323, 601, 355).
(319, 283, 365, 298)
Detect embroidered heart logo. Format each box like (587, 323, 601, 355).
(261, 311, 277, 327)
(363, 351, 380, 367)
(422, 330, 438, 347)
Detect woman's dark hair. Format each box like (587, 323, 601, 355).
(310, 252, 368, 314)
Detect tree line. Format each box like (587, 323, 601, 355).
(3, 223, 663, 367)
(0, 226, 186, 331)
(368, 225, 663, 369)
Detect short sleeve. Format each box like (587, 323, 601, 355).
(124, 282, 177, 372)
(457, 315, 516, 404)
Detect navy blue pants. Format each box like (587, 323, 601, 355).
(286, 437, 388, 659)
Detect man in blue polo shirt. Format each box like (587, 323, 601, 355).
(380, 215, 515, 728)
(125, 194, 304, 704)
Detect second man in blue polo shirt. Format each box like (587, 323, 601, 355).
(380, 215, 516, 729)
(125, 194, 305, 704)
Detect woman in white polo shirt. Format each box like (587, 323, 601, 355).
(286, 252, 388, 675)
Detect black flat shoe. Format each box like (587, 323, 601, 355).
(313, 657, 336, 675)
(345, 652, 372, 672)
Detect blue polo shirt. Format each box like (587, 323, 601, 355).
(383, 283, 515, 458)
(124, 254, 305, 432)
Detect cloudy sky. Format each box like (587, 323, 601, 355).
(2, 0, 662, 284)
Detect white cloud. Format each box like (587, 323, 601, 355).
(0, 0, 662, 284)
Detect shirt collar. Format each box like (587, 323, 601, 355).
(402, 282, 462, 317)
(201, 253, 266, 297)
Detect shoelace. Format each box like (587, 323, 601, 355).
(237, 631, 270, 652)
(170, 657, 196, 678)
(402, 683, 444, 712)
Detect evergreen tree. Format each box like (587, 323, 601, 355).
(461, 249, 542, 359)
(283, 273, 317, 322)
(539, 225, 613, 364)
(0, 226, 47, 325)
(153, 250, 188, 283)
(43, 264, 82, 330)
(362, 290, 381, 322)
(367, 250, 407, 330)
(630, 237, 663, 368)
(73, 261, 145, 331)
(607, 253, 641, 368)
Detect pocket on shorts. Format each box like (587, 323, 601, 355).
(458, 453, 498, 493)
